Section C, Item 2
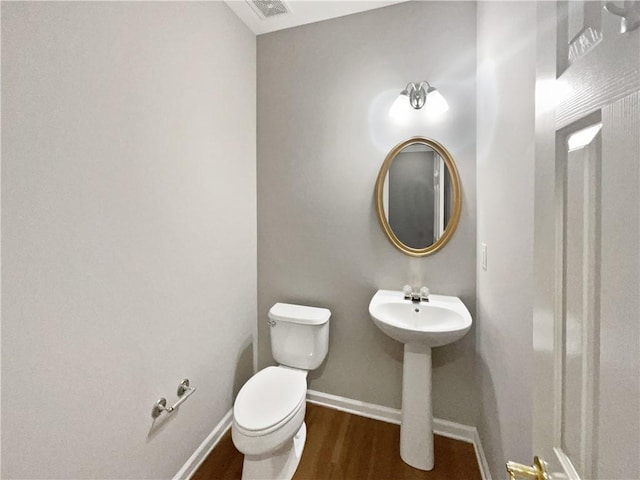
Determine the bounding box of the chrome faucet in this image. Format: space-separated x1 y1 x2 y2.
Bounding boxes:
402 285 430 303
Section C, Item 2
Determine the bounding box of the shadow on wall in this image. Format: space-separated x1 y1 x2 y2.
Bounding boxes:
476 353 503 479
147 405 174 442
432 323 476 369
233 337 255 399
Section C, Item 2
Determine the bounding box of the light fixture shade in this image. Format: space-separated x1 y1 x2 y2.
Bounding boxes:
425 88 449 116
389 92 412 122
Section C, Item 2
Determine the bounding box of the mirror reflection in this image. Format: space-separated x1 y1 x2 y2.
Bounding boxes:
375 137 461 256
382 143 453 248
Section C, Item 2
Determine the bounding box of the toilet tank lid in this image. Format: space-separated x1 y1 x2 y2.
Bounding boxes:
268 303 331 325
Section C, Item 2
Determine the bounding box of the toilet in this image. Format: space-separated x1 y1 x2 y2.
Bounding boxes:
232 302 331 480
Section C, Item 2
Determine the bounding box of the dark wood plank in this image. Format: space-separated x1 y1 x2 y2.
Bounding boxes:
191 429 243 480
192 403 482 480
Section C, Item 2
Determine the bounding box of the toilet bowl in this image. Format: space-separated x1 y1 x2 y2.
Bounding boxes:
232 303 331 480
232 367 308 479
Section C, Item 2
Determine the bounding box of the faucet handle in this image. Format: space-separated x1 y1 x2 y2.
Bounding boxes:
402 285 413 298
419 286 430 301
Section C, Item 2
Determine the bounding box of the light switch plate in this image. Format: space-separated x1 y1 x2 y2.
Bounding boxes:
481 243 487 270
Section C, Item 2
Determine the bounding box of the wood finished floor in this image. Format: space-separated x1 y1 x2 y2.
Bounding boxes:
192 403 482 480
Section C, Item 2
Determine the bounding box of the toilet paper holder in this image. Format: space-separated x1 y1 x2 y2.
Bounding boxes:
151 379 196 418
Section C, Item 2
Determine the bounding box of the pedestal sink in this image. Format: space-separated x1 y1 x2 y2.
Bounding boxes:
368 289 472 471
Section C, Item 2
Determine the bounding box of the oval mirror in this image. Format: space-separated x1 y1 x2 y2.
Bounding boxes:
375 137 461 256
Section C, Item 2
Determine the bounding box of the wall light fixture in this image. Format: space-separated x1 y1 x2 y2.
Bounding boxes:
389 81 449 120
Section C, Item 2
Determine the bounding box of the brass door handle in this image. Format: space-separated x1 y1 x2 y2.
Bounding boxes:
506 456 549 480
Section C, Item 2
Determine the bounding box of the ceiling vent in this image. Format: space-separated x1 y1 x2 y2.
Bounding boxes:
247 0 290 19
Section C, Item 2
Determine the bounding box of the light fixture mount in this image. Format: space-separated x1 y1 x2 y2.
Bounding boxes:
403 81 430 110
389 80 449 121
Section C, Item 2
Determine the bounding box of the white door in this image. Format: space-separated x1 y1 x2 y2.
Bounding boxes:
509 1 640 479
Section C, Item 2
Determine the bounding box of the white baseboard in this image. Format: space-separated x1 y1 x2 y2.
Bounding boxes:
470 426 492 480
307 389 492 480
173 409 233 480
306 389 402 424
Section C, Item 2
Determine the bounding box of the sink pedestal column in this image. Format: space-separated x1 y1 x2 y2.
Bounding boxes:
400 343 433 471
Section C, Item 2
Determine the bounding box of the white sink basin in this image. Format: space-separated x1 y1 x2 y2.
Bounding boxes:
369 289 472 347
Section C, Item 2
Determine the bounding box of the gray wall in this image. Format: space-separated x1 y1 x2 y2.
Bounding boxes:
476 2 536 477
257 1 478 425
1 2 256 478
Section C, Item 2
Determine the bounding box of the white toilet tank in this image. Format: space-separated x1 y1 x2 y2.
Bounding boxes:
268 303 330 370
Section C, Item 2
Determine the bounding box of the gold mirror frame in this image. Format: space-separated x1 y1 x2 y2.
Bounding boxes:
375 136 462 257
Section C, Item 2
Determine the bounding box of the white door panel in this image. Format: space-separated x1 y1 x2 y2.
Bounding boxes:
515 1 640 479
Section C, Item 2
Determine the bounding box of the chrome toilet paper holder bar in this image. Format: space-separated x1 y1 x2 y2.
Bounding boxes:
151 379 196 418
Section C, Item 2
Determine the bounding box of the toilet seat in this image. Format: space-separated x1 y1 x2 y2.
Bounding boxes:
234 366 307 435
